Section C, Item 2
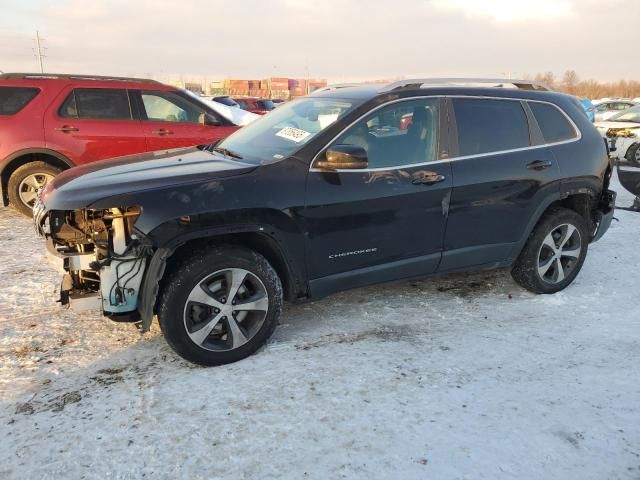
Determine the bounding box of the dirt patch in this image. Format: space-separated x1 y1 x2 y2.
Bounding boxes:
50 391 82 412
14 390 82 416
12 344 48 359
295 326 414 350
90 367 127 386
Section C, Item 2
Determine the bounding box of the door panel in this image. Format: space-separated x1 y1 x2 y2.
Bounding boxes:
138 90 236 151
441 148 559 270
303 97 451 290
305 163 452 280
440 97 561 271
44 87 147 165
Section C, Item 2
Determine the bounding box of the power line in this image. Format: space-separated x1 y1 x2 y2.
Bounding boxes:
33 31 46 73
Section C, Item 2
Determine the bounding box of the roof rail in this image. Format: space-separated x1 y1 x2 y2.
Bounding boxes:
379 78 551 92
0 72 162 84
310 83 365 95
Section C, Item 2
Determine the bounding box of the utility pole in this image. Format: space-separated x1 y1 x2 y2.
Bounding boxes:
33 31 46 73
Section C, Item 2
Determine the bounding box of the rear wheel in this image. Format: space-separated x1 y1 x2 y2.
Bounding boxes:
158 246 283 366
512 208 589 294
8 161 61 217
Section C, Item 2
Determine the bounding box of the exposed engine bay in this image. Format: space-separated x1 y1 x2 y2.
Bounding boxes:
36 205 151 317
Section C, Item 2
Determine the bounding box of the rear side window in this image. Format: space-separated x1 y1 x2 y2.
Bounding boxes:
59 88 132 120
529 102 577 143
452 98 530 156
0 87 40 115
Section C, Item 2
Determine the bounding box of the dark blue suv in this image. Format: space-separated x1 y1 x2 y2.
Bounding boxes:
36 78 616 365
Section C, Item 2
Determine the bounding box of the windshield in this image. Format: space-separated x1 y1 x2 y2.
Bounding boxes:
609 106 640 123
213 97 357 164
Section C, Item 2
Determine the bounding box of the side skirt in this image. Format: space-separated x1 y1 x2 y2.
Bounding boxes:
308 252 441 299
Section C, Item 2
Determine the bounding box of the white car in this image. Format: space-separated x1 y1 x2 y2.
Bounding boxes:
595 105 640 164
183 90 259 126
594 100 637 122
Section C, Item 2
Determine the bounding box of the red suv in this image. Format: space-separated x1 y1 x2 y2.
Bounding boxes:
0 73 239 216
233 97 275 115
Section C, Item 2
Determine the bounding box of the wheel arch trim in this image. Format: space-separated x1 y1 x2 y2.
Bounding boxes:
0 148 74 206
508 187 599 263
138 224 305 331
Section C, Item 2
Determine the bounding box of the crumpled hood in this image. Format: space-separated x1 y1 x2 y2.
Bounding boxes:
42 147 257 210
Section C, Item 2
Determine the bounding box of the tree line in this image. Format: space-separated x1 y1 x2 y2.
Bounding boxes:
527 71 640 100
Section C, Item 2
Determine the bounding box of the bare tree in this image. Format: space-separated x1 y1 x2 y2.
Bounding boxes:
562 70 579 95
529 72 640 99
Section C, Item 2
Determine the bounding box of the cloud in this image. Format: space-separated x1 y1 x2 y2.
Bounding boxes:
431 0 573 22
0 0 637 82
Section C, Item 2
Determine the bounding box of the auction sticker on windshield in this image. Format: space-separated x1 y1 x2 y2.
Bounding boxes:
275 126 312 143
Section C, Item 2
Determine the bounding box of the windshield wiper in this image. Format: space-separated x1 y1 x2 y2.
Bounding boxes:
212 146 244 159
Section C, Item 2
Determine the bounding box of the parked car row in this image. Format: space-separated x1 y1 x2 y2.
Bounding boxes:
31 78 616 366
593 99 637 122
596 105 640 165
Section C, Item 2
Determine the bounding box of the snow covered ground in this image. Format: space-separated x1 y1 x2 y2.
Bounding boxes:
1 176 639 480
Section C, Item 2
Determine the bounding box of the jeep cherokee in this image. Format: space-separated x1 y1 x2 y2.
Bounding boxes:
34 78 616 366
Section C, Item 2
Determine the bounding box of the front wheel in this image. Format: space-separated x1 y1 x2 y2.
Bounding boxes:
158 246 283 366
512 208 589 294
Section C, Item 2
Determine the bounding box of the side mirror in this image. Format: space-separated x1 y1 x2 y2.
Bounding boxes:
315 144 368 170
200 113 221 127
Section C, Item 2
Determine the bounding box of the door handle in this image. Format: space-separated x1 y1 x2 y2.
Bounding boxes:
412 174 446 185
54 126 79 133
152 129 174 136
527 160 553 171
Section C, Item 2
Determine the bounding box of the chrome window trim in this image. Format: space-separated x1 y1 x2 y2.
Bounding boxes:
309 95 582 173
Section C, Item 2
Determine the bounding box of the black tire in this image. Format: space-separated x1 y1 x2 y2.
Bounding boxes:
625 142 640 167
511 207 589 294
8 161 61 217
157 245 283 366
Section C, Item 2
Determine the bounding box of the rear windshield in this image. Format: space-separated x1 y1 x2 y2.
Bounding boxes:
0 87 40 115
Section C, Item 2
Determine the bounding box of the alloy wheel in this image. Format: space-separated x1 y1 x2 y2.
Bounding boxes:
18 173 54 209
537 223 583 284
183 268 269 351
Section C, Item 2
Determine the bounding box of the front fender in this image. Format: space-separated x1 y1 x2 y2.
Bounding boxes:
137 214 307 330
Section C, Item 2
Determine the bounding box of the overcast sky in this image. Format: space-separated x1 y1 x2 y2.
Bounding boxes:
0 0 636 83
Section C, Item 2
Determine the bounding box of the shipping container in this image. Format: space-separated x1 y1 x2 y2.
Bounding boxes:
271 90 290 100
267 77 289 90
249 89 270 97
288 78 308 90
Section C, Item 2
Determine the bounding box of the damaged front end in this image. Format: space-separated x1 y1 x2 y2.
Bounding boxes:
35 200 152 321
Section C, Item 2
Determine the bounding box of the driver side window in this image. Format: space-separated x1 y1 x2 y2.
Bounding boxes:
141 91 202 123
331 98 440 168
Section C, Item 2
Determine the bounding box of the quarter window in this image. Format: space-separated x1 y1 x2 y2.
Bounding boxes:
141 91 202 123
59 89 132 120
452 98 530 156
0 87 40 115
330 98 440 168
529 102 577 143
